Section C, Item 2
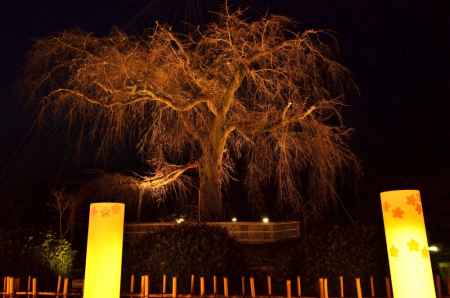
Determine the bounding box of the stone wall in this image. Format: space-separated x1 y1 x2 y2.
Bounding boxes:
125 221 300 244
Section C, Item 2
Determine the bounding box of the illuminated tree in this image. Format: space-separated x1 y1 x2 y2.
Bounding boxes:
25 10 358 220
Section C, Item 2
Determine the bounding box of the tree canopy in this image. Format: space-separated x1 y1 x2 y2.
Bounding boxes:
25 9 359 220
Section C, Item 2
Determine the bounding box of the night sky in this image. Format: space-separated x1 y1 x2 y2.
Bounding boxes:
0 0 448 237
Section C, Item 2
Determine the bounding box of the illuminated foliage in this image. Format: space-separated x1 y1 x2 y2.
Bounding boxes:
39 232 76 277
25 9 359 220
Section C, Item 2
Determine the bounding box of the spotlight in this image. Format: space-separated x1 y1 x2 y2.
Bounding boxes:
429 245 439 252
231 217 237 222
176 217 185 224
262 217 269 223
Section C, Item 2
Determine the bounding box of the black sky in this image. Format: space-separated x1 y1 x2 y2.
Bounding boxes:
0 0 448 232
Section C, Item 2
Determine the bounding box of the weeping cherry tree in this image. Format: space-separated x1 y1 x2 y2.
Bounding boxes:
25 9 359 221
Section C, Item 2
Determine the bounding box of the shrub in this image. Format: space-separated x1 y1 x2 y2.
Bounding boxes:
38 232 76 277
0 229 76 280
286 224 388 296
123 224 246 292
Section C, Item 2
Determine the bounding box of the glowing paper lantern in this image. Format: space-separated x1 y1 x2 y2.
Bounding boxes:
380 190 436 298
83 203 125 298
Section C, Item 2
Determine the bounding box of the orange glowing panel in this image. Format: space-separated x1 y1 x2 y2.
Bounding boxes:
83 203 125 298
380 190 436 298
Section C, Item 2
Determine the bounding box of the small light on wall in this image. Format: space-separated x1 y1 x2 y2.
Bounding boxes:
262 217 270 224
429 245 439 253
231 217 237 222
176 217 185 224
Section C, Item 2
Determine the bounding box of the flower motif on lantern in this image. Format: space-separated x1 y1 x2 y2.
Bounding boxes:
407 239 420 252
415 204 422 215
383 201 391 212
406 194 418 206
100 206 111 218
392 207 404 219
390 245 399 257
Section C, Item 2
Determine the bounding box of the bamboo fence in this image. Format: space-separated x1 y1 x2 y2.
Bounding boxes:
1 273 449 298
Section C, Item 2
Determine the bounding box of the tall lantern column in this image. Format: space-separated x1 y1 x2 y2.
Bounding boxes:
83 203 125 298
380 190 436 298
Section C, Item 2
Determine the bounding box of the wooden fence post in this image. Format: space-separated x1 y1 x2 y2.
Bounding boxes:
296 276 301 297
339 276 344 298
266 275 272 296
190 275 195 295
385 276 392 298
241 276 246 297
172 277 177 298
370 275 375 297
286 279 292 298
323 278 329 298
213 275 217 296
11 276 15 296
223 277 229 298
63 277 69 298
6 276 9 295
56 275 62 294
141 275 145 297
200 276 205 296
141 275 149 297
250 277 256 298
436 274 443 298
355 277 363 298
163 274 167 295
318 278 324 298
130 274 135 294
27 275 31 296
31 278 37 298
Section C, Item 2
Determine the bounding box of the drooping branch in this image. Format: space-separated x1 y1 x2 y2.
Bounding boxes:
137 162 198 191
47 88 211 112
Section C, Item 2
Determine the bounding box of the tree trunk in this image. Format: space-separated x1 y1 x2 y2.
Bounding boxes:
196 86 238 221
198 160 223 221
198 114 227 221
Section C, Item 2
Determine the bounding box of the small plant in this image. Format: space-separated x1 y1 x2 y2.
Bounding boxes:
39 232 76 277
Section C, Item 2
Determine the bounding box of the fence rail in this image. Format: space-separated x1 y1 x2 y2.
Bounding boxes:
2 273 449 298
